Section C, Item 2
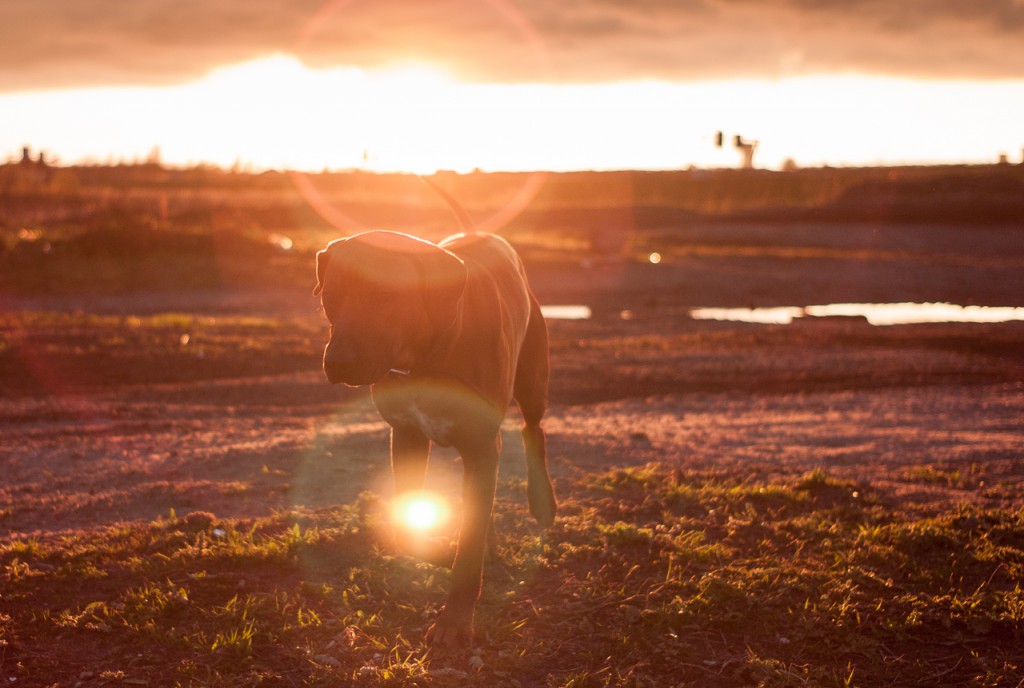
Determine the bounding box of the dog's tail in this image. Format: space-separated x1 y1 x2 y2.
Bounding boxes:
419 175 475 232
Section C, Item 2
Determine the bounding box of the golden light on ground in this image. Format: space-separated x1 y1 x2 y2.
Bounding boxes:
391 491 452 532
2 54 1023 172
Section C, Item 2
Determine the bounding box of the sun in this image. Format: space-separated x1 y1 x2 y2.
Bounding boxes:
51 54 468 173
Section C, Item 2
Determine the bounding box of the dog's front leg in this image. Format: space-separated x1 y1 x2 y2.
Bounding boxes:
391 424 430 493
391 425 454 567
427 435 499 648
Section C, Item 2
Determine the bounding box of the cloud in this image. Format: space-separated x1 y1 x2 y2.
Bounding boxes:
2 0 1023 93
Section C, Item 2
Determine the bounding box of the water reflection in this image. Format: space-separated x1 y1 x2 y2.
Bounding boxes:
541 305 592 320
689 307 804 325
691 303 1024 326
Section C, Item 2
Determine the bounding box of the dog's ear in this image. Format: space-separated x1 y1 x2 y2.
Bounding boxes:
315 239 348 296
313 248 330 296
420 247 467 330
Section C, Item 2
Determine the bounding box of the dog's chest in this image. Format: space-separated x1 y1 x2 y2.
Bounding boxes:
395 402 457 445
373 383 460 446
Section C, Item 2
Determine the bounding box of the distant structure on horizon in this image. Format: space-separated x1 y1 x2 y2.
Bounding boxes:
12 145 52 184
20 146 48 167
715 131 758 169
997 149 1024 165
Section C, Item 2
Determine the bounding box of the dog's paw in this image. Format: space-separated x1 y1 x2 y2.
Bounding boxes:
426 607 475 648
528 478 557 527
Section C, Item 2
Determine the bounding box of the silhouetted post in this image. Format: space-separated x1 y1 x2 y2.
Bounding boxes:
734 136 758 169
715 132 758 169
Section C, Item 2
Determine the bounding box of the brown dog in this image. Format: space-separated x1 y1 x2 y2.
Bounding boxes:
314 230 556 646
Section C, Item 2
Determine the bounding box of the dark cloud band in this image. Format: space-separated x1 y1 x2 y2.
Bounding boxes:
2 0 1023 92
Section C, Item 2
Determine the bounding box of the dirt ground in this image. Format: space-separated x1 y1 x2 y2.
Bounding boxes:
3 219 1024 544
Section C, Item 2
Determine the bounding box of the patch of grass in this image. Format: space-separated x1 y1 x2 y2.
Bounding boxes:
0 309 325 393
2 466 1022 686
902 463 987 490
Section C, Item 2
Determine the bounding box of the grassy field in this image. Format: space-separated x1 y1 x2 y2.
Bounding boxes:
3 462 1022 686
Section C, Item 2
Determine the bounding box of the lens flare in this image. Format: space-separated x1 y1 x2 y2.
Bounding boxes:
392 491 451 532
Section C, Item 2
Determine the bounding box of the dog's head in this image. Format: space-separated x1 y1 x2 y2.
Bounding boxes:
314 231 467 386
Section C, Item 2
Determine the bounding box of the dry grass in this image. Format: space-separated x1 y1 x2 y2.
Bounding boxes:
2 465 1022 687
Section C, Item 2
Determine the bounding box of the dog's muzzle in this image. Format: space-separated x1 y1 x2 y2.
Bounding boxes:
322 340 389 386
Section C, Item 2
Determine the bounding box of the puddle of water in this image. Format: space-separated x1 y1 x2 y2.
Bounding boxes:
689 306 805 325
541 305 592 320
690 303 1024 326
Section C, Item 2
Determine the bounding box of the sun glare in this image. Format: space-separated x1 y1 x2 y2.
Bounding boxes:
392 491 451 532
2 54 1023 172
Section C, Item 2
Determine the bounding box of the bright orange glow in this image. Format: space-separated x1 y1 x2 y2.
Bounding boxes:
3 54 1024 172
391 491 451 532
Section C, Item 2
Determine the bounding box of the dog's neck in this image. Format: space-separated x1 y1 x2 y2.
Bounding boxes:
396 309 465 381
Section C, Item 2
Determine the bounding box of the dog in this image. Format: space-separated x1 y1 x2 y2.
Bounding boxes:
314 229 556 646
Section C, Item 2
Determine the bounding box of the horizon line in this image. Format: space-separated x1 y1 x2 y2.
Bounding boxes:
5 155 1024 176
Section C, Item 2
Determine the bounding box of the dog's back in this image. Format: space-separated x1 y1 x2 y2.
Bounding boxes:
440 233 532 317
425 233 534 408
441 231 553 526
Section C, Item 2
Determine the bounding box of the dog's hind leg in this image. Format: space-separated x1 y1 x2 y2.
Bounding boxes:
514 295 557 527
521 423 555 527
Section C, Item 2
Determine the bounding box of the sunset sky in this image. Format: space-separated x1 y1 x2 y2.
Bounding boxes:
2 0 1023 172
